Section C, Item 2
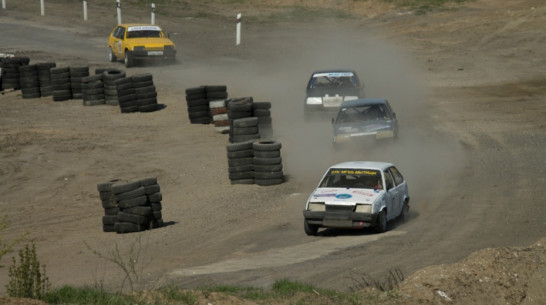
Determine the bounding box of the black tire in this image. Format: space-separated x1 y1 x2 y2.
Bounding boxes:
104 207 120 216
108 48 117 62
185 86 206 95
228 157 253 167
131 73 153 82
102 215 117 225
115 186 146 201
232 126 259 135
228 164 254 173
207 91 228 100
151 202 162 211
101 198 118 209
253 109 271 117
226 140 255 152
254 171 283 180
115 222 147 233
231 134 260 143
124 51 134 67
205 85 227 92
227 149 254 159
375 210 388 233
139 104 162 112
187 98 209 107
229 171 254 180
253 140 282 151
253 150 280 158
118 195 148 209
253 157 282 165
144 184 160 195
111 181 141 194
139 177 158 186
253 101 271 109
148 192 162 202
304 220 319 236
254 164 282 172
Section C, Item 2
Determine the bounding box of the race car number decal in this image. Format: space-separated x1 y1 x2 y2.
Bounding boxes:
330 169 378 176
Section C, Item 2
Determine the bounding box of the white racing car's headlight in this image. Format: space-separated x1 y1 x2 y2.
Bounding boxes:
306 97 323 105
308 202 326 211
355 204 372 213
344 96 358 101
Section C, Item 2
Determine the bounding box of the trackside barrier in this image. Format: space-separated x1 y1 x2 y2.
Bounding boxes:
83 0 88 21
40 0 44 16
151 3 155 24
236 13 241 46
2 0 6 10
116 0 121 24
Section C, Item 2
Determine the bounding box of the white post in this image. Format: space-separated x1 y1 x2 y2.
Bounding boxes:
83 0 88 21
2 0 6 10
151 3 155 25
40 0 45 16
236 13 241 46
116 0 122 24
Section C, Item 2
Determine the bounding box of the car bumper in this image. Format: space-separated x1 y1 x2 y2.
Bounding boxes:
303 210 377 228
131 48 176 59
334 130 395 144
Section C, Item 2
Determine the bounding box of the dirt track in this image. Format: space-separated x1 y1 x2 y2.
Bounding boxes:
0 0 545 301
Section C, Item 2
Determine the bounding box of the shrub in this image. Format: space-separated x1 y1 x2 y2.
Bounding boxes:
6 242 51 299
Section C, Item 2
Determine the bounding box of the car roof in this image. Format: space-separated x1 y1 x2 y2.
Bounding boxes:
121 23 163 28
311 69 357 75
328 161 394 171
340 98 388 108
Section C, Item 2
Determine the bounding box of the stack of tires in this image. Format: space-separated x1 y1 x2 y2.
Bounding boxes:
1 56 28 90
114 77 139 113
253 101 273 139
69 66 89 100
19 64 41 99
206 85 228 102
132 73 161 112
210 99 230 133
231 117 261 143
37 62 56 97
227 97 255 143
185 86 211 124
97 178 164 234
102 69 126 106
82 74 105 106
253 140 284 186
50 67 72 101
226 140 255 185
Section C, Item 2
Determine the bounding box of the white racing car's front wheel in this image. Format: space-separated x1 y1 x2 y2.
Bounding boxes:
375 210 387 233
304 220 319 236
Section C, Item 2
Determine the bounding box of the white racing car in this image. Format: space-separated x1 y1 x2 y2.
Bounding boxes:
303 161 409 235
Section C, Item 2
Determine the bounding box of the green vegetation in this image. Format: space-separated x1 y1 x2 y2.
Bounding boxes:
6 242 51 299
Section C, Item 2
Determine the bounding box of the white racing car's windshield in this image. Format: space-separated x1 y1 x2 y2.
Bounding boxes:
319 168 383 190
310 72 357 89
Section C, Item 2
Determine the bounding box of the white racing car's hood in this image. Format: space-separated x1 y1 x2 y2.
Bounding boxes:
309 187 383 205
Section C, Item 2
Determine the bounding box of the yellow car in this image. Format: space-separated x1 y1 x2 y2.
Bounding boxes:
108 24 176 67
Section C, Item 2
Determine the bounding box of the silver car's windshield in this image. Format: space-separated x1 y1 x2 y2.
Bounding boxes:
319 168 383 190
337 104 391 123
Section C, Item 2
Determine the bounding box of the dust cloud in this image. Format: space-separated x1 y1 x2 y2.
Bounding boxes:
163 19 463 211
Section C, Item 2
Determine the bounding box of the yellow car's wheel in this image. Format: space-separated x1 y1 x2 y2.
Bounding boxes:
108 48 117 62
124 51 134 67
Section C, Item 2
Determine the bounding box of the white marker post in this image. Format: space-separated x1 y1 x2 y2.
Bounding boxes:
83 0 88 21
151 3 155 25
116 0 122 25
40 0 45 16
236 13 241 46
2 0 6 10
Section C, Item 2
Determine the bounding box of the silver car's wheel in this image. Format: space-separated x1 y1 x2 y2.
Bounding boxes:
399 201 409 222
375 210 387 233
108 48 116 62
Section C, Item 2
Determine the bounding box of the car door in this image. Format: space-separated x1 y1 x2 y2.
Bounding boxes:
383 169 397 220
388 166 406 216
111 26 126 58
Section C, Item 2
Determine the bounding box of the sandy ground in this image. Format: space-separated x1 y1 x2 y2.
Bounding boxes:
0 0 545 304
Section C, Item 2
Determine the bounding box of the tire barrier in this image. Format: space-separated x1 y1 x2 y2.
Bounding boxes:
210 99 230 134
102 69 126 106
131 73 161 113
115 76 138 113
69 66 90 100
231 117 261 143
186 86 211 124
227 97 255 143
226 140 255 185
19 64 41 99
82 74 105 106
96 178 164 233
1 56 29 90
50 67 72 101
253 101 273 139
36 62 56 97
252 140 284 186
